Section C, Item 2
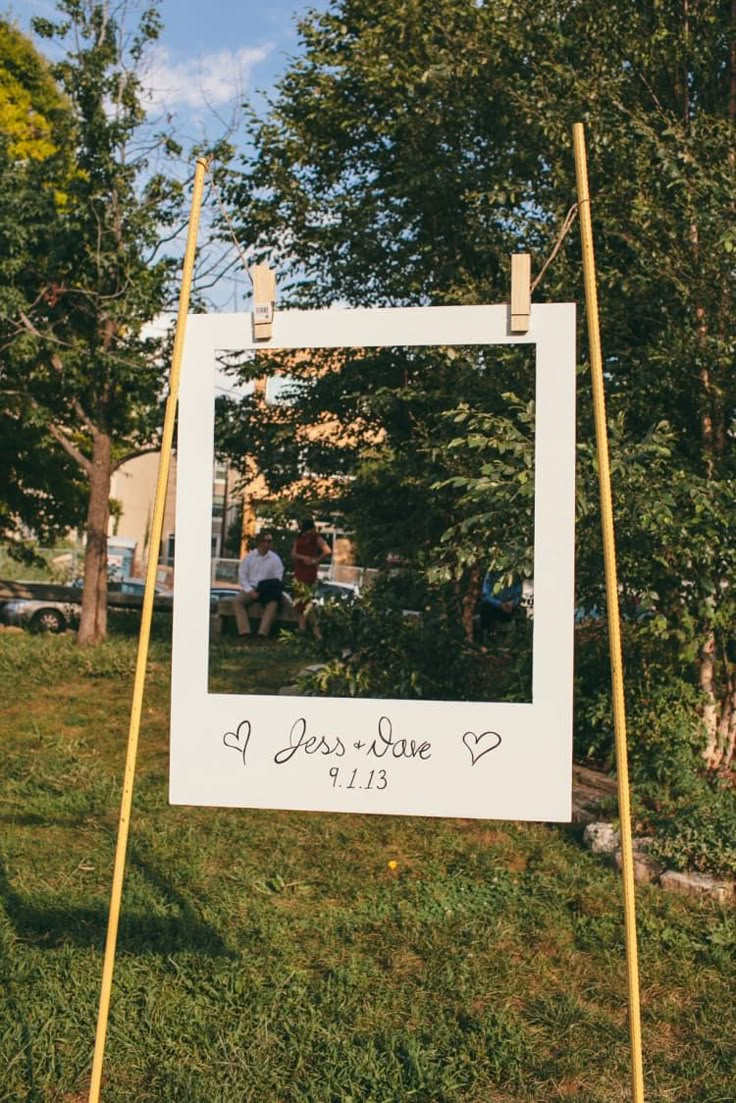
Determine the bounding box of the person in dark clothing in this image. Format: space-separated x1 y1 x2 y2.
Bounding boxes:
479 568 522 637
291 518 331 635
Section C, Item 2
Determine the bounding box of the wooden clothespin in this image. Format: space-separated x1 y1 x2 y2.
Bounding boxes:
251 263 276 341
510 253 531 334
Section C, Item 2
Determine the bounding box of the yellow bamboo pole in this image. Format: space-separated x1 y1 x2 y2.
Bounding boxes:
88 156 209 1103
572 123 645 1103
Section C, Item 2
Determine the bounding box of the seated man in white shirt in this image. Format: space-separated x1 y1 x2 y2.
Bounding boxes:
234 530 284 641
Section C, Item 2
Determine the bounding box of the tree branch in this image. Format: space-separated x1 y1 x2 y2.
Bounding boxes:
45 417 93 476
113 442 163 470
71 397 97 436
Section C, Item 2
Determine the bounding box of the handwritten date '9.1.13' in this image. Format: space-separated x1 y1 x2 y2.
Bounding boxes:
329 766 388 790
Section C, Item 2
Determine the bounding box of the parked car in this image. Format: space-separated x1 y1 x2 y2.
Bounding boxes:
313 579 359 605
0 597 79 633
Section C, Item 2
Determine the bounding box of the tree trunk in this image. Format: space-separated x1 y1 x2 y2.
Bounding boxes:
77 430 112 645
700 631 721 769
723 689 736 771
462 566 481 642
715 667 736 771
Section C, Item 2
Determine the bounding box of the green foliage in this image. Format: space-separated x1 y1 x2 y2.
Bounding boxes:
341 351 536 577
216 343 537 639
574 414 736 785
231 0 560 306
574 618 736 878
575 623 702 784
22 2 181 433
430 395 536 588
1 3 185 640
0 403 88 547
0 541 78 578
0 18 72 161
652 786 736 879
578 419 736 657
299 570 533 702
0 20 85 545
226 0 736 794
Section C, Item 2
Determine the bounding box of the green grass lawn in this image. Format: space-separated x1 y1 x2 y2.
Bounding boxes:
208 631 313 695
0 631 735 1102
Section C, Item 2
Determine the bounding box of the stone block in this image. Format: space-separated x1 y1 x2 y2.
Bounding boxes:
660 870 734 904
614 838 665 885
583 821 619 856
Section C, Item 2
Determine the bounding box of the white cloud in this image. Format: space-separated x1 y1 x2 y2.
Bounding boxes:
144 45 271 111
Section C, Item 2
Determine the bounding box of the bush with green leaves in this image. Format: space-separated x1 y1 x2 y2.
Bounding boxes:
299 570 533 703
575 617 736 877
652 784 736 880
222 0 736 878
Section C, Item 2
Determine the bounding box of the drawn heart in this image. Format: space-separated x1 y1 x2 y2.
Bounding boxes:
462 729 502 766
223 720 251 766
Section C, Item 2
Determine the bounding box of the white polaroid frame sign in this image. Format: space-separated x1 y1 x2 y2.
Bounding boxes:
170 303 576 821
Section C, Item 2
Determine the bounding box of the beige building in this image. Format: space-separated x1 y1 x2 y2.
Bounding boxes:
109 452 178 580
109 452 242 583
107 350 377 585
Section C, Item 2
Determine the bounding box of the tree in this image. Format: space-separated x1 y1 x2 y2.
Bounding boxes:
227 0 736 775
1 1 183 642
0 17 72 161
215 342 536 643
0 19 88 556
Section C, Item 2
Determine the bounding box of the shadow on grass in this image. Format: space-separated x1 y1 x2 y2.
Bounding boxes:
0 850 232 957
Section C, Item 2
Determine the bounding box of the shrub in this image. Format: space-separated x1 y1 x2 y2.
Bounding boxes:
575 617 736 877
300 571 533 702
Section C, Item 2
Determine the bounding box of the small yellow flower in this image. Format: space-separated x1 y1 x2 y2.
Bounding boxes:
387 859 398 871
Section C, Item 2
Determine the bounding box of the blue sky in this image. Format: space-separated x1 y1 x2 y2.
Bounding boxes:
2 0 327 141
2 0 329 306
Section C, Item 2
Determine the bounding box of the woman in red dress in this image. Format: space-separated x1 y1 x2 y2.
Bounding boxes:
291 518 331 635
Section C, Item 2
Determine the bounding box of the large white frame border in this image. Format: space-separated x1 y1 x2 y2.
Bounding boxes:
170 303 576 821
